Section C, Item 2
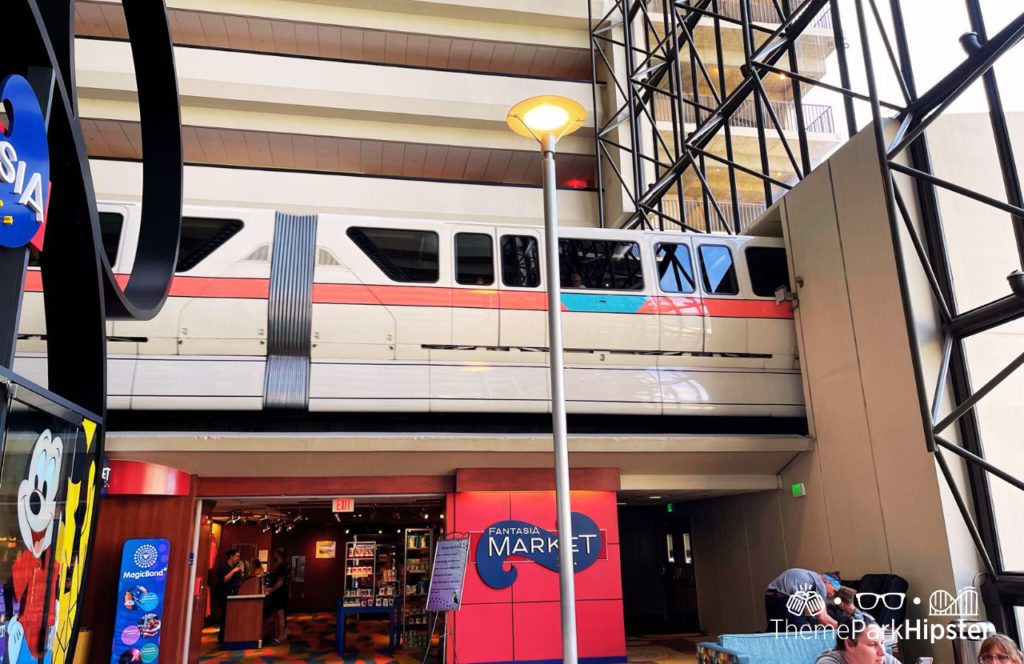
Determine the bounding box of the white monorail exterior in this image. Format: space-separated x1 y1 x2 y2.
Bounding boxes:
17 202 802 416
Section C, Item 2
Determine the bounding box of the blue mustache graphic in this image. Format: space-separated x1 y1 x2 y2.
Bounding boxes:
476 512 603 589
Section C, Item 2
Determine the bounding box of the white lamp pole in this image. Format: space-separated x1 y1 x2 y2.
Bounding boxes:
507 96 586 664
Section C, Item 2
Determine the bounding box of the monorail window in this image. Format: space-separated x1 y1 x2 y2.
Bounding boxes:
500 235 540 288
29 211 124 268
746 246 790 297
698 244 739 295
455 233 494 286
347 227 439 283
655 243 696 294
558 239 643 290
177 217 245 273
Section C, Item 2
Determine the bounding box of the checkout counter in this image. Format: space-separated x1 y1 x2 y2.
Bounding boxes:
223 575 265 649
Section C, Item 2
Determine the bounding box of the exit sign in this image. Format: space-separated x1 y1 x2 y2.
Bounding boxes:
332 498 355 513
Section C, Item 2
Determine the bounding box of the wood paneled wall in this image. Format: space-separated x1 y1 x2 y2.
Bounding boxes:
80 490 198 664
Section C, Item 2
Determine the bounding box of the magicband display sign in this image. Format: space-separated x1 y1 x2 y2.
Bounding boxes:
476 512 602 589
0 74 49 248
110 539 170 664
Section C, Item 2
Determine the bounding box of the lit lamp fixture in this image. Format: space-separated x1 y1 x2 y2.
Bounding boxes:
507 94 586 664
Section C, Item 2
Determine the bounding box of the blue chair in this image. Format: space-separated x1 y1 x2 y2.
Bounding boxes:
697 628 837 664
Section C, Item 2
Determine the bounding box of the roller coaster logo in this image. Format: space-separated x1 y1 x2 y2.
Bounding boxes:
0 74 48 248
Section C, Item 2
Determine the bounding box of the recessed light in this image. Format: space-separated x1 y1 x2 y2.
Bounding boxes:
649 495 663 499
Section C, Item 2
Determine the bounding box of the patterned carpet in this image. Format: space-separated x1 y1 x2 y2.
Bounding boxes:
200 612 693 664
200 612 430 663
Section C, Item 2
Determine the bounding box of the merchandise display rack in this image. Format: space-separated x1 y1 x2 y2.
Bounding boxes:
402 528 433 649
375 541 399 606
343 541 377 607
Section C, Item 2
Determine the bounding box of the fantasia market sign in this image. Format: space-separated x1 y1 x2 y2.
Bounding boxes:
0 75 49 248
476 512 603 589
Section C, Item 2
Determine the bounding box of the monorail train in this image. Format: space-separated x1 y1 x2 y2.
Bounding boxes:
16 202 803 416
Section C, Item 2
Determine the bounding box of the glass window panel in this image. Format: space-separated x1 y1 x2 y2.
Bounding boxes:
177 217 244 273
964 324 1024 572
745 246 790 297
500 235 540 288
698 244 739 295
29 212 124 269
0 386 88 661
656 243 696 294
347 227 439 283
558 239 643 290
455 233 494 286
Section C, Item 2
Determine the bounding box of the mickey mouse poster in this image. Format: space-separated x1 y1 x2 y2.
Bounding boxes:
7 429 64 664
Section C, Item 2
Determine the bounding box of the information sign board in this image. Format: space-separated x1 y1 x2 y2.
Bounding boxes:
426 538 470 612
110 538 169 664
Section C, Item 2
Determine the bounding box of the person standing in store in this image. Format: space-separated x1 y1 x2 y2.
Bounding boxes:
765 567 843 629
214 549 244 643
265 548 291 645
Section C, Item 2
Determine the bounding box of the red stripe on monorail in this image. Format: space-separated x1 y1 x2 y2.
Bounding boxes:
22 273 269 298
168 276 269 298
23 273 792 319
703 298 793 319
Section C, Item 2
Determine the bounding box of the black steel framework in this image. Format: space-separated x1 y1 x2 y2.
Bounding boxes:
591 0 1024 637
589 0 840 232
2 0 183 659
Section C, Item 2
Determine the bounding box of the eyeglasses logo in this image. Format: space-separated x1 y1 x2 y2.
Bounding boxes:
856 592 907 612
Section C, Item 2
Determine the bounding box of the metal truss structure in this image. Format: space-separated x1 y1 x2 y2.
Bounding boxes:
589 0 843 232
591 0 1024 636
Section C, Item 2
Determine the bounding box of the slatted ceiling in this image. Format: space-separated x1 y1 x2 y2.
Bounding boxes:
74 2 590 81
423 145 449 179
247 16 273 52
294 23 320 58
223 15 253 51
402 144 427 178
462 149 490 181
442 147 471 180
267 133 295 169
448 38 473 70
198 13 228 47
82 119 595 187
219 129 249 167
272 20 298 55
381 142 406 174
360 140 382 173
363 29 387 63
313 136 338 171
338 138 361 172
468 42 495 71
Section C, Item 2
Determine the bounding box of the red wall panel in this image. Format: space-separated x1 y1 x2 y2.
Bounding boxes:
449 489 625 664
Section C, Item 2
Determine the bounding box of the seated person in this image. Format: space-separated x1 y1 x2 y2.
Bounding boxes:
827 586 859 621
765 567 842 629
816 613 900 664
979 634 1023 664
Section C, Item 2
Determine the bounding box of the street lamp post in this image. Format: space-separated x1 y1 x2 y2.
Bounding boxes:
507 96 586 664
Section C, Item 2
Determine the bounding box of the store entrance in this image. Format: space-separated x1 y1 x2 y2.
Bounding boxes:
196 495 445 664
618 503 700 635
